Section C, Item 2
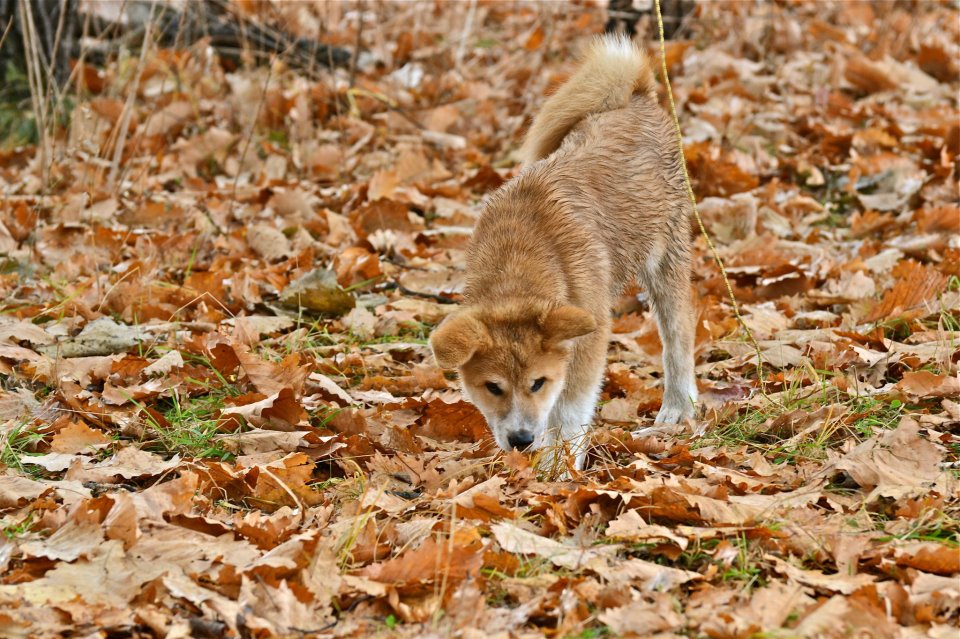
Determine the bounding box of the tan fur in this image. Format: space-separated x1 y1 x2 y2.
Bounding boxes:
519 34 656 164
431 34 697 470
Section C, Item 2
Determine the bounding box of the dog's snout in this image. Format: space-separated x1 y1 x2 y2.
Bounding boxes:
506 430 535 450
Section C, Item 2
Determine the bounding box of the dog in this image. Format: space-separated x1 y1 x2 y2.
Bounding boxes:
430 34 697 471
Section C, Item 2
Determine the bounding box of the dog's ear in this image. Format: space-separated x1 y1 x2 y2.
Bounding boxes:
542 306 596 344
430 312 489 368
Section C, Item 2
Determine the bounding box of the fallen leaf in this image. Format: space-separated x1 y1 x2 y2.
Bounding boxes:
895 370 960 400
50 421 112 454
280 268 356 316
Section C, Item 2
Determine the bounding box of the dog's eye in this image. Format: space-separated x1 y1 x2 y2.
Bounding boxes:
485 382 503 396
531 377 546 392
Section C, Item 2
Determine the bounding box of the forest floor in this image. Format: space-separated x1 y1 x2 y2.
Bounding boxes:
0 2 958 637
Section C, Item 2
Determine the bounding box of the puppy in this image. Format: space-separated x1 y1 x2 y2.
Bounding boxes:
430 34 697 470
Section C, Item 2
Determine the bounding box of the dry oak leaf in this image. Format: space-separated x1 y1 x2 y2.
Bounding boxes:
845 55 898 94
334 246 383 288
358 533 484 593
23 452 90 472
238 576 333 635
142 349 185 376
65 446 181 482
891 541 960 576
234 345 312 397
234 506 302 549
418 399 491 444
0 318 55 345
39 317 143 358
605 509 689 550
226 315 295 339
699 581 814 637
895 370 960 400
604 558 702 591
491 521 618 573
830 417 948 502
793 593 900 639
50 422 111 454
598 592 684 636
174 127 236 177
214 429 337 456
0 473 51 508
349 198 424 239
0 540 146 607
249 452 324 511
0 387 39 421
221 387 308 429
140 100 193 137
863 260 948 323
130 471 200 522
19 519 104 562
32 354 122 387
308 371 355 405
450 476 516 521
0 604 68 638
247 223 292 262
600 397 639 423
768 556 876 595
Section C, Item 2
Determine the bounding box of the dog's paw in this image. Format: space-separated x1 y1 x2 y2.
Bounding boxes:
655 402 695 424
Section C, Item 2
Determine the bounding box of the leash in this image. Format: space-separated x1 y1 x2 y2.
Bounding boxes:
652 0 770 396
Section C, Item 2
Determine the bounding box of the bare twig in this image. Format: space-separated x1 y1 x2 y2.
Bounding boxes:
106 0 157 192
455 0 477 69
348 0 364 88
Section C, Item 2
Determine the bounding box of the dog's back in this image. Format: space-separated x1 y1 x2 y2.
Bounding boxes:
497 34 692 298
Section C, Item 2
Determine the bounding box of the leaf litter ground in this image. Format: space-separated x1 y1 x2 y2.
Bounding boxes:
0 2 958 638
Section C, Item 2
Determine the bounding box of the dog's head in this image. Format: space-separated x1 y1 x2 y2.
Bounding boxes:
430 304 596 453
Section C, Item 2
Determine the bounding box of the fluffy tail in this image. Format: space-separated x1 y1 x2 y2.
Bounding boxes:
520 34 656 164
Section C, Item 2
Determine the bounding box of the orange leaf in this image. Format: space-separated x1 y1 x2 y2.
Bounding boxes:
358 534 483 593
864 260 948 322
523 26 545 51
896 370 960 400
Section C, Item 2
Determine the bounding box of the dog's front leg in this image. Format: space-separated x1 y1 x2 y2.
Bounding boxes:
646 255 698 423
540 391 599 472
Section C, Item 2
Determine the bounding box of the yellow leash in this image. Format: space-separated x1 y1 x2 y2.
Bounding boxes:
652 0 770 395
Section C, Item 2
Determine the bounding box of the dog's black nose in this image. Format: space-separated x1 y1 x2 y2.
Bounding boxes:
507 430 535 450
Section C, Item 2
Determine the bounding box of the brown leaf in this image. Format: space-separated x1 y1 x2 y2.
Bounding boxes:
20 520 104 561
831 418 946 502
863 260 948 323
0 474 51 508
896 370 960 400
65 446 181 482
793 594 899 638
491 522 618 572
598 593 683 636
233 345 311 397
50 420 112 454
280 268 356 316
845 56 898 94
221 388 308 429
334 246 383 288
249 452 323 511
358 533 483 593
523 26 545 51
892 541 960 576
349 198 423 239
417 399 491 445
0 540 147 607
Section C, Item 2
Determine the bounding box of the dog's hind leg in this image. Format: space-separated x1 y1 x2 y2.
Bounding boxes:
644 250 697 423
